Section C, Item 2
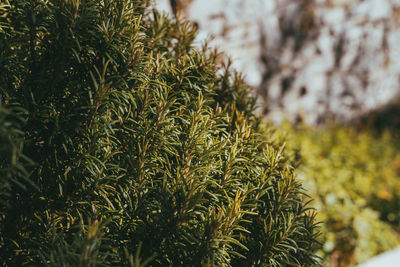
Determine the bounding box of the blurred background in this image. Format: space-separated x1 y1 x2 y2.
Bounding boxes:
155 0 400 266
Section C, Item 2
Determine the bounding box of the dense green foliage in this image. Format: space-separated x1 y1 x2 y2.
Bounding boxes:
287 124 400 266
0 0 319 266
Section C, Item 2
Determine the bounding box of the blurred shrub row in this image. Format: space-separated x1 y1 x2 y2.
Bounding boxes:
286 124 400 266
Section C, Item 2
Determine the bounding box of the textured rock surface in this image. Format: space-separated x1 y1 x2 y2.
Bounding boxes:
154 0 400 124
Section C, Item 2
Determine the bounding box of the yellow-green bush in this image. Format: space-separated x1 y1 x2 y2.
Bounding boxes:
286 124 400 266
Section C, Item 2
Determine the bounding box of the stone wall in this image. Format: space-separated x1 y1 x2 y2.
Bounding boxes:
154 0 400 124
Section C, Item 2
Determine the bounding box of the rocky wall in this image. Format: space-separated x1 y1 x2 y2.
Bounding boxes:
154 0 400 124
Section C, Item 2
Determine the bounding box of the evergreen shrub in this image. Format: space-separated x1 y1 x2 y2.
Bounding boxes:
0 0 320 265
286 124 400 266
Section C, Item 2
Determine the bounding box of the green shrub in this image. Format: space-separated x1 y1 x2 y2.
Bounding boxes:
0 0 319 266
286 124 400 266
0 103 33 209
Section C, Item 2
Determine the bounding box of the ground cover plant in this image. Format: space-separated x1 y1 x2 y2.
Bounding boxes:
0 0 320 265
287 124 400 266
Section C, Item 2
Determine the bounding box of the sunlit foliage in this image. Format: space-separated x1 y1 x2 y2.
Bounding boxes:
287 124 400 266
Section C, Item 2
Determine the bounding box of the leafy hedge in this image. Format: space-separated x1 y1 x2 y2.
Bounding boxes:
287 124 400 266
0 0 319 266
